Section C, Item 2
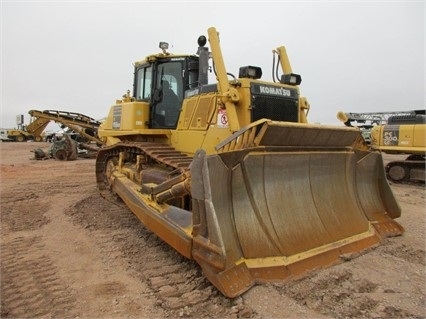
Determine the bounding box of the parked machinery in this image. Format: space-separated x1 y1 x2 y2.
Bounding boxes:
336 110 417 143
28 110 103 145
7 116 50 142
338 109 425 183
370 111 425 183
95 27 404 297
7 109 102 144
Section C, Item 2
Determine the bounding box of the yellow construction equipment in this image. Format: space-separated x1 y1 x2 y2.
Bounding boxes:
337 109 425 183
96 27 404 297
6 110 102 143
7 115 50 142
370 112 425 182
28 110 102 145
336 110 419 144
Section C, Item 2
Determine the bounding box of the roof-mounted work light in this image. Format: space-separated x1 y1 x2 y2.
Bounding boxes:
239 66 262 79
281 73 302 85
159 42 169 54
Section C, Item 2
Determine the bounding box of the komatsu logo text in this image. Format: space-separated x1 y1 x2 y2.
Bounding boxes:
259 86 291 97
251 84 296 98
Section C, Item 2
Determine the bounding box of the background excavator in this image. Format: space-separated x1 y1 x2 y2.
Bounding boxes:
370 112 425 183
337 110 425 183
6 109 102 144
16 110 102 161
96 27 404 298
336 110 416 144
28 109 102 145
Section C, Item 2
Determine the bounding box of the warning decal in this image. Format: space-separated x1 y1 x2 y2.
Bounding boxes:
217 109 229 128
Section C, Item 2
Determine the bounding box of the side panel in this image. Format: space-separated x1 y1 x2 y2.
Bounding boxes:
101 101 150 131
189 95 216 130
178 97 199 130
371 124 426 154
177 94 217 130
413 124 426 148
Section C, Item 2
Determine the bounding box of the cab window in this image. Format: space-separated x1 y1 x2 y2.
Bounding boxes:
135 66 152 100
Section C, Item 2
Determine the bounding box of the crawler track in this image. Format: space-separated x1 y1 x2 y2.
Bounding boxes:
92 142 245 316
95 142 193 201
386 156 425 184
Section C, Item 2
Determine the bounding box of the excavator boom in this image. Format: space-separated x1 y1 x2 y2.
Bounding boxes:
29 109 102 144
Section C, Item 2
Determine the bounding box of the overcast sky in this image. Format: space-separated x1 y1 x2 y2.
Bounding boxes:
1 1 424 131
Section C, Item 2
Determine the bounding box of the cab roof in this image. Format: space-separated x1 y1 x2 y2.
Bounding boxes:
134 52 198 67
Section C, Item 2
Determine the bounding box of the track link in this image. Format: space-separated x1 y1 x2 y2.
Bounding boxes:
386 155 425 184
95 142 193 201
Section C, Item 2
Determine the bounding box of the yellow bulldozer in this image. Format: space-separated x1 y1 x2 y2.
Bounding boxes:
96 27 404 298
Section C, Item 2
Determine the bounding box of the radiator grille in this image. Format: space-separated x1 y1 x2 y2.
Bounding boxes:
251 95 299 123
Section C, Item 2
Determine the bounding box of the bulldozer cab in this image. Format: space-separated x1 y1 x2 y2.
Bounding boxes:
133 53 200 129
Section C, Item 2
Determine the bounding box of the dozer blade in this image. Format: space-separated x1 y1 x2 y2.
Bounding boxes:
190 121 404 298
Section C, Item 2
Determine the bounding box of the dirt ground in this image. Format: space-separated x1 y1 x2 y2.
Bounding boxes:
1 142 425 319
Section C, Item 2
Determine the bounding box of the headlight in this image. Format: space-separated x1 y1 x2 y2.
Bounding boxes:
239 66 262 79
281 73 302 85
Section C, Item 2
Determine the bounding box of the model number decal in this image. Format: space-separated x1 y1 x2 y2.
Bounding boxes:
383 126 399 146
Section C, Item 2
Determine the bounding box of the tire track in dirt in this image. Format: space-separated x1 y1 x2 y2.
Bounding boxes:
379 242 425 266
2 144 425 318
0 236 78 318
0 160 96 318
276 264 422 319
277 270 380 318
65 193 253 318
1 190 50 233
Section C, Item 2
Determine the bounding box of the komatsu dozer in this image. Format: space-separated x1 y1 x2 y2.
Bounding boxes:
96 27 404 298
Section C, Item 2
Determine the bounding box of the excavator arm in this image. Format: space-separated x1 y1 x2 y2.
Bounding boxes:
26 117 51 140
28 110 103 145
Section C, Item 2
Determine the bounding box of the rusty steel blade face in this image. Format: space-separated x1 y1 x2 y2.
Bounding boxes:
191 147 403 297
230 151 371 258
